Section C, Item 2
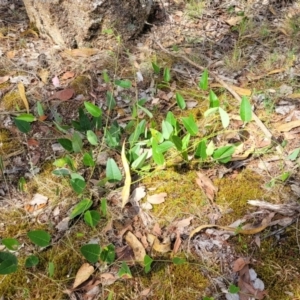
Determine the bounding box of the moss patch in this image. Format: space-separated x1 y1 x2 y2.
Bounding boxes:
1 90 25 110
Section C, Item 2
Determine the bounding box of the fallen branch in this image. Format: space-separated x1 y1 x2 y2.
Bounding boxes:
154 38 273 140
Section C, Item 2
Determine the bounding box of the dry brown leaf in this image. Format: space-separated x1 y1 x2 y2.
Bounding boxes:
64 48 99 57
38 69 49 84
172 217 193 229
49 88 74 101
152 222 162 236
147 233 171 253
0 76 9 84
225 16 244 26
140 288 151 296
267 68 286 75
287 93 300 99
124 231 146 266
18 82 29 113
276 120 300 132
121 141 131 208
210 83 251 96
61 71 75 80
233 257 250 272
6 50 16 59
147 192 167 204
99 273 117 286
173 232 181 254
195 172 217 202
73 263 94 288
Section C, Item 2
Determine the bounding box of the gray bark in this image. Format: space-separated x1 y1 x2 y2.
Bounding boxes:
22 0 153 48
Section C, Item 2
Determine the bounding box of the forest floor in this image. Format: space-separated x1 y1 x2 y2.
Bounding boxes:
1 0 300 299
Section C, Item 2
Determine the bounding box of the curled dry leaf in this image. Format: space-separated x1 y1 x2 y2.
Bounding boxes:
147 192 167 204
196 172 217 202
0 75 9 84
18 82 29 113
124 231 146 266
233 257 250 272
63 48 99 57
276 120 300 132
147 233 171 253
61 71 75 80
49 88 74 101
73 263 94 288
100 273 118 286
121 141 131 208
173 232 182 254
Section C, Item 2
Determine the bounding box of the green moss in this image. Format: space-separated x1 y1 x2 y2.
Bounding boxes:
70 75 91 96
214 169 265 225
0 128 22 156
142 168 208 224
109 261 209 299
1 90 25 110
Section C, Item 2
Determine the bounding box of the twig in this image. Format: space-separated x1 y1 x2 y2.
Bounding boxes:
154 37 273 140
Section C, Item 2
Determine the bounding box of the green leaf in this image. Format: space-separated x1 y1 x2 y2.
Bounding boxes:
84 210 100 227
182 133 190 150
37 101 44 117
114 79 132 88
14 119 31 133
198 69 208 90
162 120 173 140
70 199 93 219
240 96 252 122
137 104 153 118
15 113 36 122
152 140 165 165
228 284 240 294
84 102 102 117
101 198 107 217
166 111 177 127
132 151 148 170
2 238 20 251
163 67 171 82
206 140 215 156
150 128 164 144
52 168 70 176
172 257 186 265
156 141 174 153
176 92 186 110
72 132 83 153
86 130 98 146
152 62 160 74
83 152 95 167
27 230 51 247
100 244 115 264
25 255 39 268
106 158 122 182
195 140 207 159
80 244 101 263
171 135 182 151
103 71 110 83
218 107 230 128
106 91 116 110
58 138 73 152
118 261 132 278
70 178 86 194
48 262 54 278
182 115 199 136
209 90 220 108
77 108 92 131
0 252 18 274
203 107 219 118
213 145 235 163
144 255 153 273
287 148 300 161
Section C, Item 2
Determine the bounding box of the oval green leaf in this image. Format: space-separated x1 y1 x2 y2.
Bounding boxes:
15 113 36 122
114 79 132 88
175 92 186 110
181 115 198 136
70 178 86 194
84 210 101 227
106 158 122 182
83 152 95 167
87 130 98 146
14 119 31 133
240 96 252 122
80 244 101 263
219 107 230 128
58 138 73 152
2 238 20 251
84 102 102 117
0 252 18 274
198 69 208 90
27 230 51 247
25 255 39 268
213 145 235 163
70 199 93 219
